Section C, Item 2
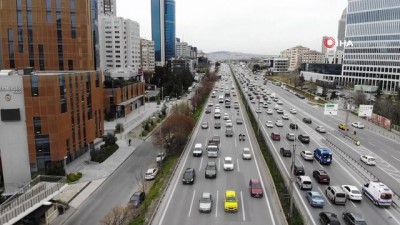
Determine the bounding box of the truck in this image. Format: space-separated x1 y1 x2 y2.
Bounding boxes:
362 180 393 207
207 136 220 158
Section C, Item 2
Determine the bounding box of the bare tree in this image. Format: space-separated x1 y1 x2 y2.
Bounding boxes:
353 91 368 106
101 206 133 225
170 102 192 116
135 168 148 193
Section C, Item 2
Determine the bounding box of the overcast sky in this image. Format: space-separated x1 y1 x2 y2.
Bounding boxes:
117 0 348 55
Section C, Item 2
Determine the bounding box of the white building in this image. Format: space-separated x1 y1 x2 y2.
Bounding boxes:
176 41 191 58
321 36 328 54
340 0 400 93
325 50 344 65
337 8 347 51
281 46 324 71
99 17 141 74
264 57 289 72
140 39 155 72
98 0 117 16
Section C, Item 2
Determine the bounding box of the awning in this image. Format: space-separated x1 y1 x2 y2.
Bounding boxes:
117 95 143 106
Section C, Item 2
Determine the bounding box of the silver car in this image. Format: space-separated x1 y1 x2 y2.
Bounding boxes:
199 192 213 213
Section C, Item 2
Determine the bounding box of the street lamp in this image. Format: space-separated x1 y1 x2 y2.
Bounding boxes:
289 116 298 219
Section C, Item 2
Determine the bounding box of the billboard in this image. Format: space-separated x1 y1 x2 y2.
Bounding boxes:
369 113 391 130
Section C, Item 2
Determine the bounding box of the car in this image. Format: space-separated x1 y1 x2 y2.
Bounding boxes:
242 148 252 160
306 191 325 208
214 122 221 129
338 123 349 131
199 192 213 213
352 122 365 129
223 113 229 120
289 123 298 130
316 126 326 133
236 118 243 124
313 170 330 184
286 133 295 141
234 103 239 109
342 211 367 225
226 120 233 127
303 117 312 124
215 104 220 109
156 152 166 163
300 150 314 161
224 190 238 212
298 134 310 143
294 164 305 176
263 102 269 108
208 101 213 106
277 109 284 114
266 99 272 104
360 155 376 166
319 212 341 225
273 105 280 110
255 107 262 113
205 162 217 178
225 128 234 137
271 132 281 141
249 179 263 198
282 114 289 120
201 122 209 129
223 157 234 171
266 109 273 115
182 168 196 184
265 121 274 128
275 119 283 127
342 185 362 201
290 108 297 114
296 176 313 190
277 100 283 105
129 191 145 208
144 168 158 180
280 147 292 157
205 108 211 114
250 99 256 104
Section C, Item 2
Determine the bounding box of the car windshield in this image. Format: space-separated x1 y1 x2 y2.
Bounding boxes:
226 197 236 202
355 222 367 225
200 198 211 203
252 183 262 189
184 173 192 179
312 195 322 200
146 171 153 175
351 190 361 194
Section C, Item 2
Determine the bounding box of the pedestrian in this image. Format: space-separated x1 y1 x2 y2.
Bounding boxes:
128 138 131 146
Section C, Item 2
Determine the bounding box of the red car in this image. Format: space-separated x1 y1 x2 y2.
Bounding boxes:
271 132 281 141
249 179 263 198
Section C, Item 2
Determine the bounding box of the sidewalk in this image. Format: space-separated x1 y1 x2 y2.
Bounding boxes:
51 102 161 224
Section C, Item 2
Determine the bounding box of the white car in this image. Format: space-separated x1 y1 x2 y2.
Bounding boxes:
263 103 269 108
250 99 256 104
275 120 283 127
265 121 274 128
256 108 262 113
223 157 234 171
274 105 280 110
266 99 272 104
145 168 159 180
315 126 326 133
352 122 365 129
282 114 289 120
266 109 273 115
223 113 229 120
156 152 166 162
342 185 362 201
242 148 252 160
360 155 376 166
300 150 313 161
215 104 220 109
226 120 233 127
208 101 213 107
277 100 283 105
290 109 297 114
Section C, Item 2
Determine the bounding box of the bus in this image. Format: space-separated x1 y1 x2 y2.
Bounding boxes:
314 148 332 165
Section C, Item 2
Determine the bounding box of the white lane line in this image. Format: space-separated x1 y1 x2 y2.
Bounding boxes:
296 156 304 167
350 200 357 208
237 158 240 172
188 190 196 217
235 138 237 148
240 191 246 221
393 157 400 163
199 157 203 171
218 158 221 171
317 186 331 206
385 209 400 224
215 190 219 217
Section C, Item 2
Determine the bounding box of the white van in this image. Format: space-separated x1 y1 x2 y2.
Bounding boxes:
193 143 203 157
362 180 393 206
326 186 347 204
214 109 221 119
296 176 312 190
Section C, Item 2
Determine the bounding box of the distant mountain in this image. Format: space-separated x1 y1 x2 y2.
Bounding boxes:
206 51 275 61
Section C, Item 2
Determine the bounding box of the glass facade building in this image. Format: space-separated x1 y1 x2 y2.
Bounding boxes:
165 0 176 61
340 0 400 92
151 0 162 62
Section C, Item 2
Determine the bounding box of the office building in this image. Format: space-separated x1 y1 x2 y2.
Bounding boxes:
264 57 289 72
0 0 94 71
337 8 347 51
140 39 156 72
98 0 116 16
176 41 191 58
99 17 141 74
340 0 400 92
151 0 176 65
321 36 328 54
0 69 103 194
281 46 324 71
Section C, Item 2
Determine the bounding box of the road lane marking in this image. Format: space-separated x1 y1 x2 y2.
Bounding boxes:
296 156 304 167
317 186 331 206
385 209 400 224
237 158 240 172
240 191 246 221
235 138 237 148
393 157 400 163
350 200 357 208
218 158 221 171
188 190 196 217
216 190 218 217
199 157 203 171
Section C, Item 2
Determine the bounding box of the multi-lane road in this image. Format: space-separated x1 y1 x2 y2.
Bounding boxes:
233 64 400 225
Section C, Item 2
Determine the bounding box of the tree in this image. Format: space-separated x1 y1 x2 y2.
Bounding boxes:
103 133 117 146
330 91 338 100
143 71 153 84
353 91 368 106
252 64 261 72
170 102 192 116
397 86 400 101
101 206 133 225
298 75 305 89
376 81 382 99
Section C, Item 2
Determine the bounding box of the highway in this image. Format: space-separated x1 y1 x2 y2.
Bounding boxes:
151 64 285 225
232 64 400 225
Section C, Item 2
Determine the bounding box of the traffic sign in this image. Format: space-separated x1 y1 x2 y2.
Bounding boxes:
358 105 373 117
324 103 338 115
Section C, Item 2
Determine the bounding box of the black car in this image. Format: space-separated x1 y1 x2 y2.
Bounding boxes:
205 162 217 178
342 211 366 225
319 212 341 225
313 170 330 184
225 128 233 137
280 147 292 157
298 134 310 144
205 108 211 114
303 117 312 124
289 123 298 130
129 191 145 208
294 164 305 176
183 168 196 184
214 122 221 129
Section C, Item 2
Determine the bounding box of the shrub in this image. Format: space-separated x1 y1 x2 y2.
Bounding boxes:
67 172 82 183
91 144 119 163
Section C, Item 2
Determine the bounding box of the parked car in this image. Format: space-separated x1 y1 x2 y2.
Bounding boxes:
316 126 326 133
298 134 310 144
306 191 325 208
223 113 229 120
129 191 145 208
289 123 298 130
145 168 159 180
352 122 365 129
249 178 263 198
342 211 367 225
313 170 330 184
242 148 252 160
360 155 376 166
271 132 281 141
280 147 292 157
277 109 284 114
319 212 341 225
156 152 166 163
303 117 312 124
182 168 196 184
199 192 213 213
300 150 314 161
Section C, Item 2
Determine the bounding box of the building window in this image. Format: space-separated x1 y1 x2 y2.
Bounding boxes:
60 75 67 113
39 44 45 70
7 28 15 68
33 117 41 134
31 75 39 96
35 135 51 170
68 60 74 70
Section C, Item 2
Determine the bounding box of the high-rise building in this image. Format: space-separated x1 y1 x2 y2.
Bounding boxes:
176 41 190 58
337 8 347 51
321 36 328 54
281 46 323 71
340 0 400 92
141 39 156 72
99 17 141 73
98 0 116 16
151 0 176 65
0 0 94 71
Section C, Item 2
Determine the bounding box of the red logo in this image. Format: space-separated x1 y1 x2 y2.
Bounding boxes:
324 37 336 48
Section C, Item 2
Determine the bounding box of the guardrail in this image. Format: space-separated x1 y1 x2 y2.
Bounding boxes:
322 136 400 209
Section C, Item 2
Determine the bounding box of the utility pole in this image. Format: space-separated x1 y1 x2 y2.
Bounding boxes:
289 118 297 219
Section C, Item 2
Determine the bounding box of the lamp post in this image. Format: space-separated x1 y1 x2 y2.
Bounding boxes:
289 117 298 219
